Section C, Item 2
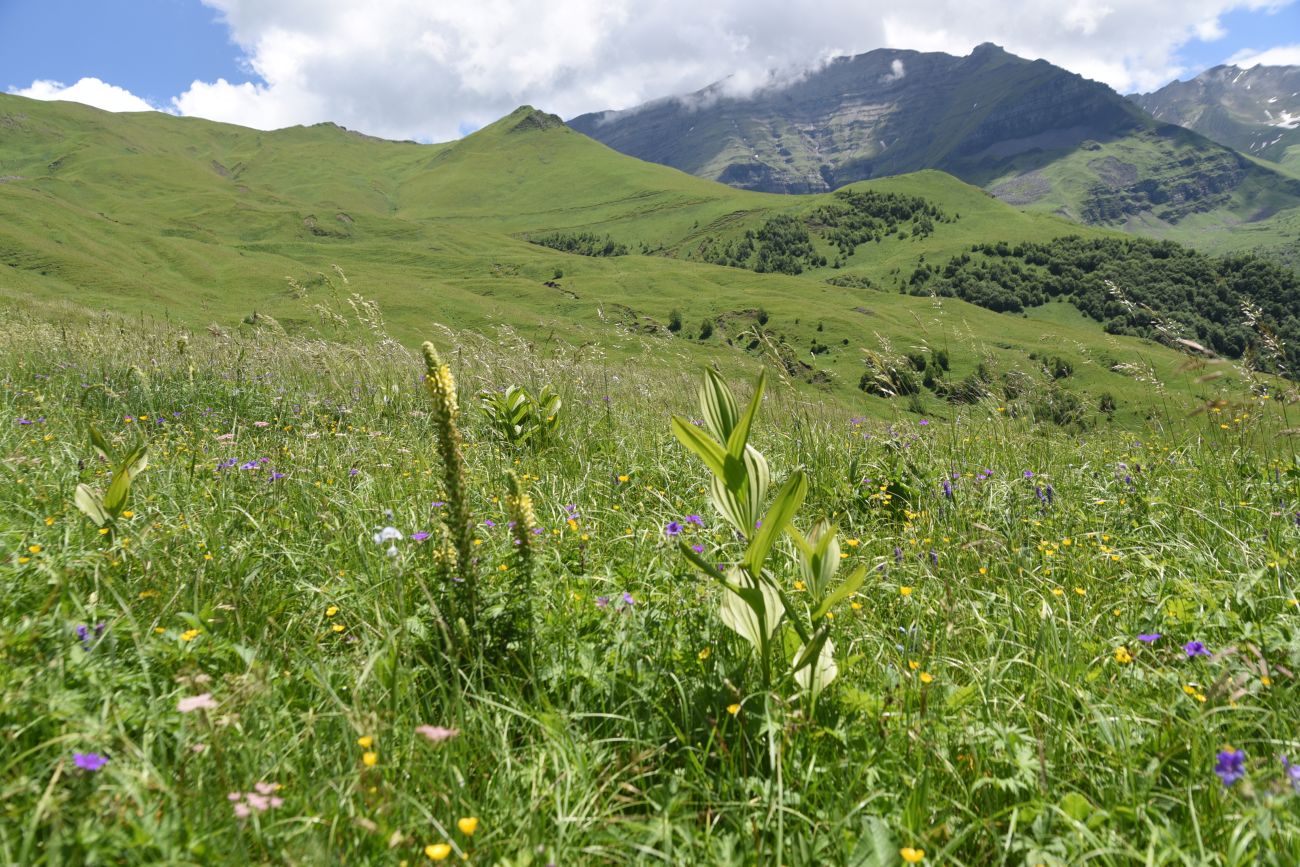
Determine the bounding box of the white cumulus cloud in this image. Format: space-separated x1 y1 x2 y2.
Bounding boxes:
26 0 1296 139
9 77 158 113
1227 43 1300 66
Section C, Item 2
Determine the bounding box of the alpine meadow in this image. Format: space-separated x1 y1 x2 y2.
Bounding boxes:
4 29 1300 867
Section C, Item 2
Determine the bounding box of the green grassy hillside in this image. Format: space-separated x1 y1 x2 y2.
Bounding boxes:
0 96 1280 427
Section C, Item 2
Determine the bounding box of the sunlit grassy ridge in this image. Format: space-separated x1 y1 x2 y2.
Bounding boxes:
2 307 1299 864
5 95 1282 423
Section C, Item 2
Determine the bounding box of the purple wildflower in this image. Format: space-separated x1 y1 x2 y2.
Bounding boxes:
622 592 635 606
483 519 495 528
685 515 704 526
75 622 106 650
941 480 953 499
1184 641 1211 658
348 468 359 477
691 544 705 554
239 461 259 471
410 532 431 542
894 547 903 563
1137 633 1162 643
665 521 682 537
1215 749 1246 787
268 472 286 481
74 752 109 771
1282 756 1300 792
919 419 929 426
595 596 609 609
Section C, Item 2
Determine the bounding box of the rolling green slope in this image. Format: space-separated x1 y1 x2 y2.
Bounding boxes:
0 95 1277 426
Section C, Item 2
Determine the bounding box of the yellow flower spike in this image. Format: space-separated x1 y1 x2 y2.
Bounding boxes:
425 843 452 861
456 817 478 836
698 648 711 661
326 606 339 617
180 629 201 642
357 736 373 749
908 659 920 670
362 751 378 767
900 847 926 863
899 586 913 597
919 672 934 684
331 623 345 633
726 703 741 716
1114 646 1132 664
28 544 41 554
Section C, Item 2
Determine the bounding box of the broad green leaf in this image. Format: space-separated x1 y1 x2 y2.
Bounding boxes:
1059 792 1093 823
742 444 770 523
744 470 806 576
672 416 727 478
699 368 739 442
74 484 108 527
103 467 131 516
724 370 766 460
717 566 782 652
803 518 840 596
88 425 113 461
811 564 868 621
794 635 837 696
710 475 751 536
123 444 148 479
792 623 830 672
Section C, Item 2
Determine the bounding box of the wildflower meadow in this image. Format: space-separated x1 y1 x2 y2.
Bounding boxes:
2 308 1299 865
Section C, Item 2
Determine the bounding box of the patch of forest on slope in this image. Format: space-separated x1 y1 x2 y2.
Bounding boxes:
908 236 1300 374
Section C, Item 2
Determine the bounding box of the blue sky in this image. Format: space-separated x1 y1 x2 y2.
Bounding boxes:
3 0 1299 141
0 0 249 105
1174 3 1300 78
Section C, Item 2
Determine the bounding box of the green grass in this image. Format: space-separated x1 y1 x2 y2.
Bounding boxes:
2 308 1300 865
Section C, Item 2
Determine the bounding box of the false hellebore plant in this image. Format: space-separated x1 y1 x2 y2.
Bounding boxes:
672 369 865 700
74 425 148 532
